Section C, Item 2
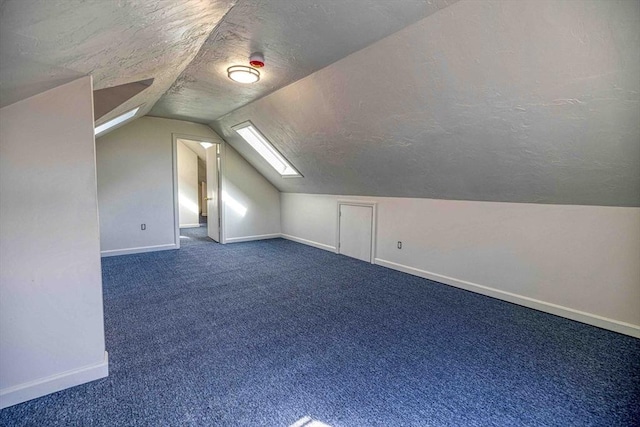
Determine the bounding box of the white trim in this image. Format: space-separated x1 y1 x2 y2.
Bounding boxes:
336 201 377 263
219 143 227 244
172 133 225 247
171 135 180 249
101 243 177 257
179 223 200 229
225 233 281 244
0 351 109 409
374 258 640 338
280 234 337 252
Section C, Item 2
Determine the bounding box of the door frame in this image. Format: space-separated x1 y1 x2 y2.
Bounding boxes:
336 201 377 264
172 133 227 248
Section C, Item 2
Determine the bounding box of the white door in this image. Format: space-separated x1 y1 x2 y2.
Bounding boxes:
206 146 219 242
339 204 373 262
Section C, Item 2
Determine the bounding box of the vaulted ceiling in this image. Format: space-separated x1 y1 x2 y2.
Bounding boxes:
150 0 457 123
1 0 638 207
0 0 455 121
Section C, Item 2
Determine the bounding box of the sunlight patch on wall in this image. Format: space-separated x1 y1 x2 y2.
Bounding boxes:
179 193 199 214
222 191 247 217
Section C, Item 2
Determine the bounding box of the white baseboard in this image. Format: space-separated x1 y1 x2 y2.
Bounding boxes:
0 351 109 409
374 258 640 338
179 224 200 229
225 233 281 244
101 243 177 257
280 234 337 252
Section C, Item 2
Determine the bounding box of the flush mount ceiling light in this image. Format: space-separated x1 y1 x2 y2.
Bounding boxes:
227 65 260 84
227 52 264 84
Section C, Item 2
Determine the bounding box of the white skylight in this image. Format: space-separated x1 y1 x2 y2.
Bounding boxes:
232 122 301 177
94 106 141 136
200 142 214 149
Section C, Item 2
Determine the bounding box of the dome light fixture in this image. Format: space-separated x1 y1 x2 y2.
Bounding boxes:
227 65 260 84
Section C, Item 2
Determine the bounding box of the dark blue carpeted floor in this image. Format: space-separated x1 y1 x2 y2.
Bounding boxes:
2 227 639 426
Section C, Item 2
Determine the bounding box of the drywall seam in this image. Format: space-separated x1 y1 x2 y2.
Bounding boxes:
100 244 177 257
0 352 108 409
280 234 337 252
374 258 640 338
225 233 281 244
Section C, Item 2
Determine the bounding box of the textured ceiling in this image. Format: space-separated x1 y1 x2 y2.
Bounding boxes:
0 0 235 123
1 0 637 207
150 0 457 123
0 0 456 124
212 0 640 207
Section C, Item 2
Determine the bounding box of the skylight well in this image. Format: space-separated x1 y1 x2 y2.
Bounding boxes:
232 122 301 177
94 106 140 136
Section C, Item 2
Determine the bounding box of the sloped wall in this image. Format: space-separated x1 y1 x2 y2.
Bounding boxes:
224 144 281 242
213 0 639 207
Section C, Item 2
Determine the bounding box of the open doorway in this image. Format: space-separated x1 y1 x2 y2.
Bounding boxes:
173 135 223 246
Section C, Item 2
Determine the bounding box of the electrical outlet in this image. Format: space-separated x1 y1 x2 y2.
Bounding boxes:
141 224 146 231
397 241 402 249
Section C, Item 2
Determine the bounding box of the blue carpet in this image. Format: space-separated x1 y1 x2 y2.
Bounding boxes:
2 227 639 426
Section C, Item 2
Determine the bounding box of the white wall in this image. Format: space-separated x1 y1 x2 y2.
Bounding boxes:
0 77 108 408
281 193 640 337
177 140 200 228
224 144 281 242
96 116 221 255
97 116 281 254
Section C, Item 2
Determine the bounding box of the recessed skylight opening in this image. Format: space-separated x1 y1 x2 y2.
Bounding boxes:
94 106 141 136
200 142 214 149
232 122 301 177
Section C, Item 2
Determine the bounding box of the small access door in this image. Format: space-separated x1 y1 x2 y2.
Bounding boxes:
206 145 220 242
338 204 373 262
